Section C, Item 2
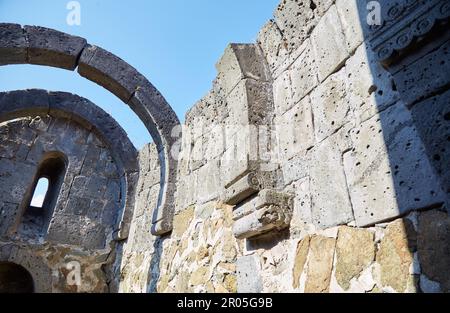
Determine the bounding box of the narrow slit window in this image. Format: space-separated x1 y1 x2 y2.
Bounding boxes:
19 152 67 238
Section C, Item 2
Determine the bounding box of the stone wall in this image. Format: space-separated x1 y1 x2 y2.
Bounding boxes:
0 90 138 293
119 0 450 293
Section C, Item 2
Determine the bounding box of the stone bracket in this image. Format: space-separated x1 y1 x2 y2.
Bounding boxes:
232 189 293 240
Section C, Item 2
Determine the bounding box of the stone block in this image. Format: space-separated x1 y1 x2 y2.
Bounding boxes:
290 39 319 104
78 45 147 103
411 90 450 195
0 89 50 123
344 103 446 227
0 23 27 65
417 210 450 292
24 25 87 70
311 5 350 82
274 95 314 160
273 70 293 115
216 44 269 96
393 40 450 108
236 255 263 293
232 190 293 239
310 136 354 228
310 68 351 143
335 0 364 52
345 44 400 123
335 226 375 290
256 20 288 72
304 235 336 293
376 219 416 292
273 0 334 54
223 172 260 206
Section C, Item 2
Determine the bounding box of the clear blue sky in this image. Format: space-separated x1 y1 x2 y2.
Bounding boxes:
0 0 279 149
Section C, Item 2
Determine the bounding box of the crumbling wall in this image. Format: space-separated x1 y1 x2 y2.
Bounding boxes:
120 0 449 293
0 90 139 293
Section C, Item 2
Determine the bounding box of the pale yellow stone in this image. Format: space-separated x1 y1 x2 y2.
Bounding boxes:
173 206 195 238
190 266 210 286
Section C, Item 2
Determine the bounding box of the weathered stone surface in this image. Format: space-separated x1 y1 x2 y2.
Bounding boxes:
305 235 336 293
411 90 450 196
236 255 263 293
0 23 27 65
377 219 416 292
273 0 333 54
172 206 195 238
274 95 314 160
335 0 364 52
393 41 450 108
25 25 87 70
417 210 450 292
335 226 375 290
216 44 269 96
344 103 446 227
256 20 288 73
290 40 319 104
311 5 350 82
292 236 310 289
310 68 351 142
345 44 400 123
310 136 354 228
223 172 260 206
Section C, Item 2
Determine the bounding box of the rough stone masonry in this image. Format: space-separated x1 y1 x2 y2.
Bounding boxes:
0 0 449 293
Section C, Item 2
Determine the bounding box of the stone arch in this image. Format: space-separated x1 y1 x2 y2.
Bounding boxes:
0 89 139 239
0 262 34 293
0 24 181 236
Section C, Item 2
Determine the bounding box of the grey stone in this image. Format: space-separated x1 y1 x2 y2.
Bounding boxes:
24 25 87 70
344 103 446 227
0 23 27 65
236 255 263 293
311 5 350 82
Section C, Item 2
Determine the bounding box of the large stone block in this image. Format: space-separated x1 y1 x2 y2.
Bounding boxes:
344 103 447 227
345 44 400 123
78 45 147 103
256 20 288 73
274 95 314 160
289 39 319 105
0 23 27 65
335 226 375 290
236 255 263 293
305 235 336 293
272 70 293 115
24 25 87 70
273 0 334 54
376 219 417 293
0 89 50 122
216 44 269 96
311 5 350 82
310 68 351 143
335 0 364 52
417 210 450 292
310 136 354 228
411 90 450 196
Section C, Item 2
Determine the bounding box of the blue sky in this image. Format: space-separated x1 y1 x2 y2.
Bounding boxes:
0 0 279 149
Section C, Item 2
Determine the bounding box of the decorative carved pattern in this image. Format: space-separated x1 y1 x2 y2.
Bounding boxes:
367 0 450 64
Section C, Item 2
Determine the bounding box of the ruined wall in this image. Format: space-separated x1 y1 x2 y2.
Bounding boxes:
120 0 450 293
0 90 138 292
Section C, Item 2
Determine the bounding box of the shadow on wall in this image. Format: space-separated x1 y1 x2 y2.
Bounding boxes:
354 0 450 292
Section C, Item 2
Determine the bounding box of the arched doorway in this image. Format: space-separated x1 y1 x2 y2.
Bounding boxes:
0 262 34 293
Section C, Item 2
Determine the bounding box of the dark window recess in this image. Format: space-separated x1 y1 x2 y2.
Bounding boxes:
19 152 67 238
0 262 34 293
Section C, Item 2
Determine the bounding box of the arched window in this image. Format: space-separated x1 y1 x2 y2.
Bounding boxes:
19 152 67 238
0 262 34 293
